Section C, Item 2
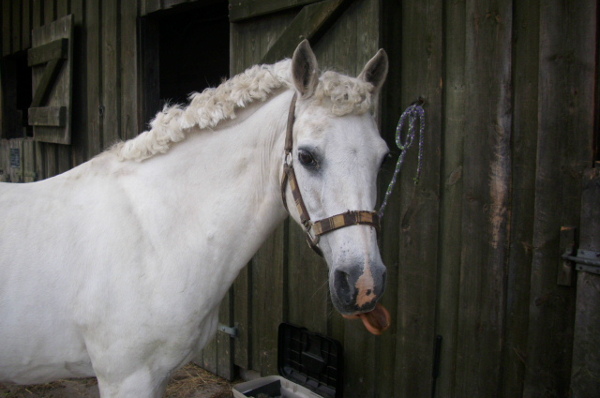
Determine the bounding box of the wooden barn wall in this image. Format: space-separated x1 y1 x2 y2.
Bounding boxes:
228 1 599 398
0 0 198 181
0 0 598 397
0 0 143 181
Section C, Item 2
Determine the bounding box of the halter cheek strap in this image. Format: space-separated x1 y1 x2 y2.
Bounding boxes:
280 93 380 256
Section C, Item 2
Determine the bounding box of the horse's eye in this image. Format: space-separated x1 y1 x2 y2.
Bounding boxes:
298 149 318 168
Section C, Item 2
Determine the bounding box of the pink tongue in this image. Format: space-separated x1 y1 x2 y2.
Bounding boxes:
343 303 391 335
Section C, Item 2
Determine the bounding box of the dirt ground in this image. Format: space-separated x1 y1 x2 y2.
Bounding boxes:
0 363 234 398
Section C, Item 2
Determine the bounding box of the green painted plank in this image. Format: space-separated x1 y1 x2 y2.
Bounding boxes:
434 1 466 396
21 0 31 50
86 0 102 157
28 106 66 126
229 0 321 22
101 0 120 147
120 0 140 141
11 0 21 54
391 0 443 397
2 0 12 55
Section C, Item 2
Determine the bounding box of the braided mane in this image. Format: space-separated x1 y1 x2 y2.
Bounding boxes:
113 59 375 162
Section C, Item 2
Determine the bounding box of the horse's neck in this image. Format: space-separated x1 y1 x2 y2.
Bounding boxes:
123 90 292 286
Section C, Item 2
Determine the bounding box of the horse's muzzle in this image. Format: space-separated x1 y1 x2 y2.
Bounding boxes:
330 261 387 314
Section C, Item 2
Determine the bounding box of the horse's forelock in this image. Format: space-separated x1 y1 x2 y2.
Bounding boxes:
313 72 374 116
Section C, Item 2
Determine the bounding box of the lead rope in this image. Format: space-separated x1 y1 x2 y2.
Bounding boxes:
378 100 426 218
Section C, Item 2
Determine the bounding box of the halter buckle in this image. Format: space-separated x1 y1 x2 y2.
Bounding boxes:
284 151 293 167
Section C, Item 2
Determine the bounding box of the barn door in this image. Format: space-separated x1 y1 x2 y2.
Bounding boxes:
568 164 600 397
28 14 73 144
230 0 354 65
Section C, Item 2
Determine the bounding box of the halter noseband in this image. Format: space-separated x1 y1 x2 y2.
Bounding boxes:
280 93 380 256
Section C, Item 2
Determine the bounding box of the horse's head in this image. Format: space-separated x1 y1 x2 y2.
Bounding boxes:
282 41 390 334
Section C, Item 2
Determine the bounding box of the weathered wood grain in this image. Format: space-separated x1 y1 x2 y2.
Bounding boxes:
453 1 513 396
500 1 539 396
392 0 443 396
570 167 600 398
30 13 73 144
229 0 321 22
523 1 596 396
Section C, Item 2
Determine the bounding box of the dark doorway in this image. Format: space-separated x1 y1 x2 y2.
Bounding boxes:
1 51 33 138
139 1 229 126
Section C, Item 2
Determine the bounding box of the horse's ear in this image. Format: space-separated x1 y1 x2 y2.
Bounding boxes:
358 49 388 93
291 40 319 99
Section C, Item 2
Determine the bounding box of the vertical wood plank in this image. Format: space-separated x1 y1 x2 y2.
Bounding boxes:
435 1 466 396
500 1 540 396
22 137 36 181
453 1 513 396
524 1 596 396
102 0 120 147
43 0 54 23
12 0 21 54
216 290 234 380
120 0 139 141
389 0 443 396
31 0 41 27
86 0 102 158
287 227 328 335
252 227 285 376
8 139 23 182
2 0 12 55
22 0 31 50
0 140 8 181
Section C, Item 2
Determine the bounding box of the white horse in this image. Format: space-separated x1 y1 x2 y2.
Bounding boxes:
0 41 389 397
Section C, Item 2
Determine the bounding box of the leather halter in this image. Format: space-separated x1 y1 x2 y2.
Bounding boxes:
280 93 380 256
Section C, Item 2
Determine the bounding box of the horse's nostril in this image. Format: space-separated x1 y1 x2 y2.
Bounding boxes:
334 269 354 305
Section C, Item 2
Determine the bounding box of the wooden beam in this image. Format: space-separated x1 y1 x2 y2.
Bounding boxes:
30 58 65 107
28 106 67 127
260 0 352 64
229 0 322 22
28 38 68 66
